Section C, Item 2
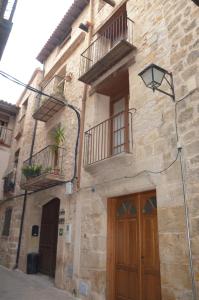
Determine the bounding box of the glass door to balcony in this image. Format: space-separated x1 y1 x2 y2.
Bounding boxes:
111 96 128 155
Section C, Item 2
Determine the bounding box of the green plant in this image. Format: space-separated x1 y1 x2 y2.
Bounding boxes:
52 124 65 148
51 125 65 170
22 165 42 179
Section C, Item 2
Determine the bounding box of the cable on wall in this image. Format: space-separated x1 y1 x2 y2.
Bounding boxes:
0 70 80 183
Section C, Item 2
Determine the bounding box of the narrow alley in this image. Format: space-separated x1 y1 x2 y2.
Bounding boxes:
0 266 74 300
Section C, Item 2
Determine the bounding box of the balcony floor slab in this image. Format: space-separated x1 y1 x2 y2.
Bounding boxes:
33 97 66 122
79 40 136 85
20 173 65 191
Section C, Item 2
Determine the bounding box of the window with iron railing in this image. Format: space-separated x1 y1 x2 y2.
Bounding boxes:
79 10 135 84
84 110 134 166
20 145 66 190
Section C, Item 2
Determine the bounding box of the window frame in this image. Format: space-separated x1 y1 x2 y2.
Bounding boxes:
2 207 12 237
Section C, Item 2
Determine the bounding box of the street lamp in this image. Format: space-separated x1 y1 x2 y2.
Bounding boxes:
138 63 175 101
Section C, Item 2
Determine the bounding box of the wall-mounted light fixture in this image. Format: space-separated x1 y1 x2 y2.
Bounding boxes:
103 0 116 7
138 63 175 101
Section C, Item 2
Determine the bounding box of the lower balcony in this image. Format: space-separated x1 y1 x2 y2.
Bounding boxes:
0 126 12 146
83 110 133 167
20 145 66 191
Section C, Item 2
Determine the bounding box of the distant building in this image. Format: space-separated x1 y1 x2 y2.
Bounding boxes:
0 100 17 201
0 0 18 60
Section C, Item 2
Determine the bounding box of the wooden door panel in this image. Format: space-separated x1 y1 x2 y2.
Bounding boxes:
116 269 129 299
142 217 156 268
143 274 161 300
129 271 139 300
128 219 138 267
116 220 126 265
141 192 161 300
39 198 59 277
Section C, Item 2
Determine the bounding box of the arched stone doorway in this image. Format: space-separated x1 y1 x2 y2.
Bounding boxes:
39 198 60 277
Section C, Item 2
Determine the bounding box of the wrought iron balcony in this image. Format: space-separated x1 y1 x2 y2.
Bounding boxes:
3 170 16 195
0 125 12 146
33 75 66 122
84 110 133 166
79 13 135 84
20 145 66 191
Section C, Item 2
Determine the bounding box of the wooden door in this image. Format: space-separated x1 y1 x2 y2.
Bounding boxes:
107 191 161 300
141 192 162 300
39 198 60 277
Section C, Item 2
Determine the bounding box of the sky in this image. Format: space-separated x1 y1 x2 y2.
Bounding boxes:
0 0 73 104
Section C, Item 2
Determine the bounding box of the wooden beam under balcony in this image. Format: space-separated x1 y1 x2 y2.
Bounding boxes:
33 97 66 122
79 40 135 85
20 173 65 191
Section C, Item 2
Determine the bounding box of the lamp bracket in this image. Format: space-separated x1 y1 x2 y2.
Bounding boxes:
155 72 175 102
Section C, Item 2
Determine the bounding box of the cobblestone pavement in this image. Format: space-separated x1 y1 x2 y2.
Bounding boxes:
0 266 74 300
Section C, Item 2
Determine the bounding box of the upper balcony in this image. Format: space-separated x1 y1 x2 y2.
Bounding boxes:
20 145 66 191
3 170 15 196
83 110 134 167
0 0 17 60
79 13 136 85
33 75 66 122
0 125 12 146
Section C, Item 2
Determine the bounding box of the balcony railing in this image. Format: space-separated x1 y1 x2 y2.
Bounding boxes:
33 75 66 122
79 13 135 84
3 170 16 195
20 145 66 191
0 126 12 146
84 110 133 166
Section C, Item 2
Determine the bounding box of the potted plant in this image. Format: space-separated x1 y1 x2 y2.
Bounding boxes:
22 164 42 180
51 124 65 175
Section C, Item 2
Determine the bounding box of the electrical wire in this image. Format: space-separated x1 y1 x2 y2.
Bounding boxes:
0 70 80 183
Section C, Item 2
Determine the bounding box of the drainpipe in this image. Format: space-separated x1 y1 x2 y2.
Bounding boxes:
14 78 42 269
77 0 94 188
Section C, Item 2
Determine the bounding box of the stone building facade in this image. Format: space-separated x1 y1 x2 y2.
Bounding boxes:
0 0 199 300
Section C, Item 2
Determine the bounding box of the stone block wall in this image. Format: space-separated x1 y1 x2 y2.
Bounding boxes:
0 1 198 300
76 1 199 300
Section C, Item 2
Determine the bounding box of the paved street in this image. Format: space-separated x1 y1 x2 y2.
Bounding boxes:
0 266 74 300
